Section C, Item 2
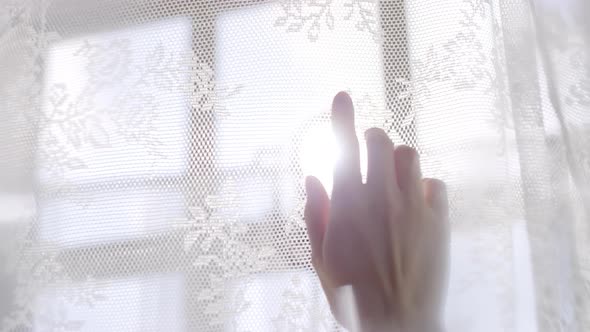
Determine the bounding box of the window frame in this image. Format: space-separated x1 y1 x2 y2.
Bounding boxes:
34 1 410 329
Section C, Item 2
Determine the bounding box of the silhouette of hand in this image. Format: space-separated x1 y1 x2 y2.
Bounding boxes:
305 92 449 332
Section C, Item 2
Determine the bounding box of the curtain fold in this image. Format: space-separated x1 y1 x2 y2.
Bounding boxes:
1 0 589 331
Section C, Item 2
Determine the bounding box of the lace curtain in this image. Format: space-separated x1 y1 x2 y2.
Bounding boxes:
1 0 589 331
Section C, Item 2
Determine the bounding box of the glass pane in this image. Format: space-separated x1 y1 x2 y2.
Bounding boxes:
214 3 383 221
37 18 192 245
34 274 186 332
39 189 185 247
38 17 192 186
225 271 332 332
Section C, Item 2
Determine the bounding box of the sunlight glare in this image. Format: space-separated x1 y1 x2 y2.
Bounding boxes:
302 124 368 195
301 124 338 195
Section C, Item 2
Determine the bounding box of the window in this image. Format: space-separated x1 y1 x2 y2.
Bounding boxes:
38 17 192 247
35 14 194 330
27 1 538 330
34 274 185 332
214 2 384 215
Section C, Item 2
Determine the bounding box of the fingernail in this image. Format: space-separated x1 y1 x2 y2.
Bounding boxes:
364 127 384 142
333 91 351 108
332 91 353 117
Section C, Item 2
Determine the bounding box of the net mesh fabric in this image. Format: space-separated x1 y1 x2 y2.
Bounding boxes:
1 0 589 331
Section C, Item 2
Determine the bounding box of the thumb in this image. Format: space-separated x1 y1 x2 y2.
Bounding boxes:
304 176 330 265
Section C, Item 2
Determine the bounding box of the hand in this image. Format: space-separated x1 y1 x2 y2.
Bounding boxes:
304 92 450 332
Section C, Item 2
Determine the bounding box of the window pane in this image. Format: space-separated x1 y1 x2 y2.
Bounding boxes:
39 189 185 247
38 17 192 186
214 3 383 221
37 18 192 245
224 271 332 332
34 274 186 332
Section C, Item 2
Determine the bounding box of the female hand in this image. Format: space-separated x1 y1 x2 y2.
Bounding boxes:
305 92 450 332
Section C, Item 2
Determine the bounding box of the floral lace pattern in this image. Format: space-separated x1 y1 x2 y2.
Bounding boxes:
274 0 379 42
1 0 589 331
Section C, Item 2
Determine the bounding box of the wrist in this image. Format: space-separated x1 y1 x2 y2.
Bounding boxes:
399 321 444 332
396 316 444 332
359 318 444 332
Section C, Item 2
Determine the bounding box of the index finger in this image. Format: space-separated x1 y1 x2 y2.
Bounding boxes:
331 92 362 195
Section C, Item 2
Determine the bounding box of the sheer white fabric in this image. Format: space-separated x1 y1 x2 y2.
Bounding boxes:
1 0 589 331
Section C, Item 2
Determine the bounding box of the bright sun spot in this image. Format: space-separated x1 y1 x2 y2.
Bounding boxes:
301 124 367 195
301 124 339 194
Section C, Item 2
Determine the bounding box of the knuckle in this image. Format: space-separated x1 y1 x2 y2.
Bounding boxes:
428 178 447 192
394 144 418 162
365 127 389 143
